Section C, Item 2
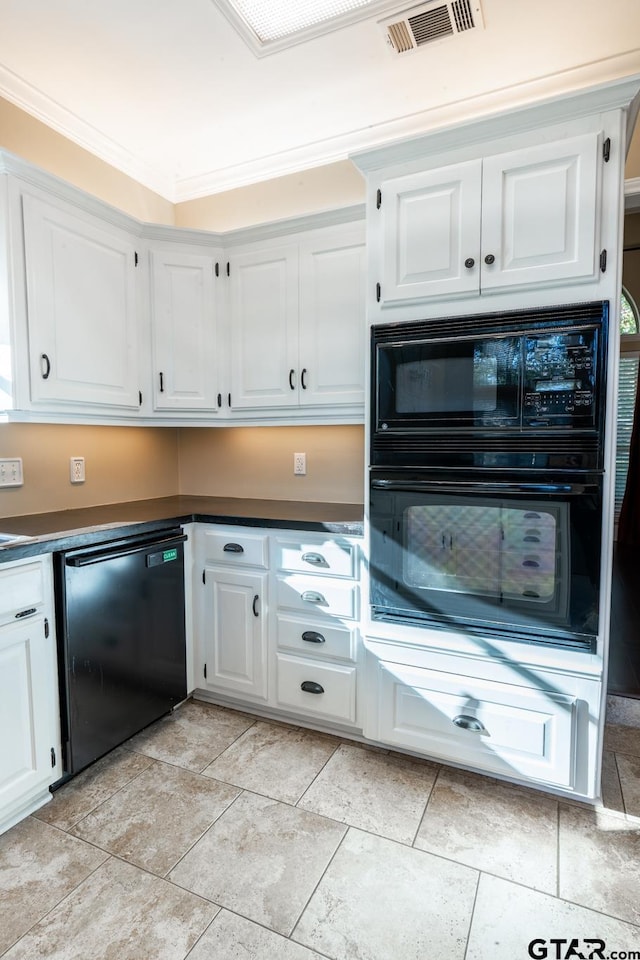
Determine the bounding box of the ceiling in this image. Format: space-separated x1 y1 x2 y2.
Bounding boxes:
0 0 638 202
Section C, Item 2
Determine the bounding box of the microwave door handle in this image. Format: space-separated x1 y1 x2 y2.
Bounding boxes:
370 479 596 495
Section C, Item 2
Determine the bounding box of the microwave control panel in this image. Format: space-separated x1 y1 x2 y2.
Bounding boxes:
522 329 597 423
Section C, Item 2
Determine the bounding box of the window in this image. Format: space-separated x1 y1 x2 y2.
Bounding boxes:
615 289 640 519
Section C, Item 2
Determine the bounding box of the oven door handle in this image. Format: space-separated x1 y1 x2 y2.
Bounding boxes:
371 479 598 495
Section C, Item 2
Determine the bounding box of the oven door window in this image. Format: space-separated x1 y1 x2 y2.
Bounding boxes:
369 481 600 650
404 502 563 605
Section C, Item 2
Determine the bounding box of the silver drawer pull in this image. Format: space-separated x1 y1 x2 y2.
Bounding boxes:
302 630 326 644
223 542 244 553
301 590 327 605
452 715 485 732
301 551 328 567
301 680 324 695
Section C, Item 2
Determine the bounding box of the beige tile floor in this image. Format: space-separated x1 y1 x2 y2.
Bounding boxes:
1 699 640 960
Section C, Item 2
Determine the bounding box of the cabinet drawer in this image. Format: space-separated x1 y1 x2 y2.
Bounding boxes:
275 537 357 578
276 653 356 724
369 658 577 788
0 560 46 622
276 575 359 620
277 615 357 662
200 529 268 568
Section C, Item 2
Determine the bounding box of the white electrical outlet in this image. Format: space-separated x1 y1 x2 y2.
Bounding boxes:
0 458 23 487
70 457 85 483
293 452 306 476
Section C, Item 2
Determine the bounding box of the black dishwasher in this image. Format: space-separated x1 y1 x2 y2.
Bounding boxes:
54 527 187 780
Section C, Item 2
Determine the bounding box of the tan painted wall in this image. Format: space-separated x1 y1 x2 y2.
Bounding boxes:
0 423 179 518
175 161 366 232
0 96 174 224
178 425 364 504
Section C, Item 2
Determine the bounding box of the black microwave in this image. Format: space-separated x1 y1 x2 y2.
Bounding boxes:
370 301 608 470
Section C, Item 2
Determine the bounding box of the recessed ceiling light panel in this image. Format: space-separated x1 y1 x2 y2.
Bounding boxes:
212 0 413 55
231 0 372 42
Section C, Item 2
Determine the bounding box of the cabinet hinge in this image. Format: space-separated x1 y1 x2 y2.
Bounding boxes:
376 282 381 303
215 262 219 277
600 249 608 273
44 617 49 639
376 188 382 210
226 262 230 277
134 251 139 267
203 663 207 680
603 137 611 163
50 747 56 768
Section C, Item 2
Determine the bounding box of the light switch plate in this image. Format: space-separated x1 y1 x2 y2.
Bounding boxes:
0 458 23 487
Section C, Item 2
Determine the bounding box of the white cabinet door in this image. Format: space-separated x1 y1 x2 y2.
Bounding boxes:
298 223 366 407
22 192 140 409
229 243 298 409
380 160 482 303
377 133 601 304
150 247 219 412
202 567 268 700
0 616 56 816
481 133 600 291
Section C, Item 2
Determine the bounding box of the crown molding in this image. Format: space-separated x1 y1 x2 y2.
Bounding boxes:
0 64 176 201
351 63 640 173
1 51 639 203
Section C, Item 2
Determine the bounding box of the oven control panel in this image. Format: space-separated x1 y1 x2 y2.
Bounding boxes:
522 329 597 424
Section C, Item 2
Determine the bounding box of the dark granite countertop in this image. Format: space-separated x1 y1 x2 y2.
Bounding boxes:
0 496 364 561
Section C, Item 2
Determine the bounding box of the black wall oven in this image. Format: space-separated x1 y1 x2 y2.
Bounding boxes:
368 301 608 653
369 471 602 650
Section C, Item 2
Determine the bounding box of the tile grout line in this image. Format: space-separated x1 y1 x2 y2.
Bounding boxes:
1 839 113 959
161 787 246 883
293 739 346 807
462 869 483 960
288 823 351 946
409 761 442 848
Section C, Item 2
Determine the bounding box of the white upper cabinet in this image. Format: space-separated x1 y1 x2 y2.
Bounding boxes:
22 190 141 410
381 160 482 302
480 135 600 291
149 245 221 413
298 223 366 408
1 152 365 425
229 242 299 410
376 133 601 306
228 219 365 416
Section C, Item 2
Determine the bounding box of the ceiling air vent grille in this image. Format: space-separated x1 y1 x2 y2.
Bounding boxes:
408 6 454 45
452 0 476 32
380 0 483 55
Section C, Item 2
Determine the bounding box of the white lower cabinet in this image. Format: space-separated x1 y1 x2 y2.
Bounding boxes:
192 523 599 796
272 533 361 728
275 653 357 724
193 525 362 728
364 639 601 795
0 555 62 834
196 527 269 702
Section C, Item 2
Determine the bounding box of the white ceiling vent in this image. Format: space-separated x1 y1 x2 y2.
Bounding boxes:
380 0 484 55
